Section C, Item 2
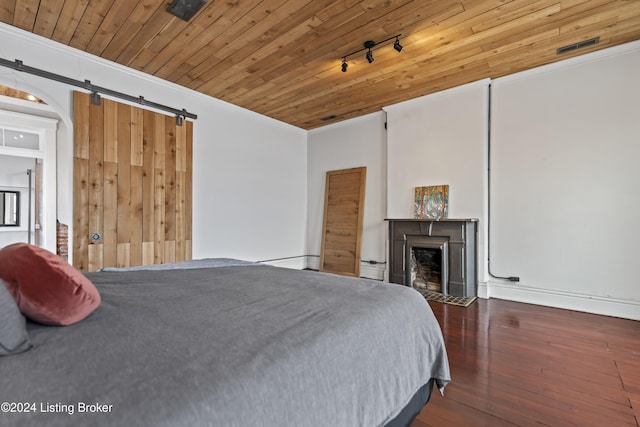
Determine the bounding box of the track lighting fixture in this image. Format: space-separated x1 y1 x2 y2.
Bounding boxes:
339 34 402 72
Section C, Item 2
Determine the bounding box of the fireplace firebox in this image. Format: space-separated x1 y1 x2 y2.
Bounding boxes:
408 236 448 293
386 219 478 298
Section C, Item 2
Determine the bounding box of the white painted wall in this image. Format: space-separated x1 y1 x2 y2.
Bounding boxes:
196 111 307 267
489 42 640 318
307 112 387 279
0 23 307 265
384 81 489 286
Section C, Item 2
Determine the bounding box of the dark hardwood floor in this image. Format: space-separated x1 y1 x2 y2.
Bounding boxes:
411 298 640 427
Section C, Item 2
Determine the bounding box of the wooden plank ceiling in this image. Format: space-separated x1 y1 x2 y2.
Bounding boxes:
1 0 639 130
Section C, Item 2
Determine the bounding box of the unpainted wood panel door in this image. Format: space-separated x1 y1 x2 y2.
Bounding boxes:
73 91 192 272
320 167 366 277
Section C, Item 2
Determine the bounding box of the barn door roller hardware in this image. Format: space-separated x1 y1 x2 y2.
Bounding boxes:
0 57 197 126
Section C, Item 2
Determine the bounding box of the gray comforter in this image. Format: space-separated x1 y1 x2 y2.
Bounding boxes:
0 263 450 427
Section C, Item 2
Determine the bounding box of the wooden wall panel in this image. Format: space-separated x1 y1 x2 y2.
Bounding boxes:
72 92 90 271
142 110 156 250
164 115 176 243
116 103 131 251
103 99 117 163
72 158 89 271
154 169 166 264
185 121 193 246
130 165 143 266
129 107 144 267
319 167 366 277
175 171 186 263
87 243 103 273
73 94 90 159
153 112 165 264
164 241 176 264
88 100 104 266
103 161 118 267
73 91 193 271
130 107 144 167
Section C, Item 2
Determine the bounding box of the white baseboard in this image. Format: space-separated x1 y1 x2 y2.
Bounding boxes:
261 257 307 270
360 263 385 281
303 257 384 280
306 257 320 271
477 282 489 299
479 281 640 321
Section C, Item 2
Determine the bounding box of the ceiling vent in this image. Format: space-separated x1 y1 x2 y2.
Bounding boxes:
556 37 600 55
167 0 207 22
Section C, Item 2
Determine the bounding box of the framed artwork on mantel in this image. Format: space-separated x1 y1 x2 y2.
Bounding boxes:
414 185 449 220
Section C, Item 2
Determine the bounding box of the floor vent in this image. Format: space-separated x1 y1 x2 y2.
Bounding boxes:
556 37 600 55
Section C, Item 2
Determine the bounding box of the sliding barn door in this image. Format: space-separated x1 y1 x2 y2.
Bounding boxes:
73 91 192 272
320 167 366 277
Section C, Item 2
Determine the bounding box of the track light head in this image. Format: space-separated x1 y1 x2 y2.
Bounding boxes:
366 49 374 63
341 59 348 72
394 37 403 52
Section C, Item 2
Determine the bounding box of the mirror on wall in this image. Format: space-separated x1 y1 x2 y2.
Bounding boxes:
0 190 20 226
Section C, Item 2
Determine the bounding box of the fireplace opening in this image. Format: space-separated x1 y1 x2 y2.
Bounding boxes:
405 236 449 295
411 247 443 293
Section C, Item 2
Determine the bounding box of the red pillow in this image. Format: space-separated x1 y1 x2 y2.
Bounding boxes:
0 243 101 326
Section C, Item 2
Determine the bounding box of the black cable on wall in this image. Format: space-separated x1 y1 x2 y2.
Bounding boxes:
486 82 520 282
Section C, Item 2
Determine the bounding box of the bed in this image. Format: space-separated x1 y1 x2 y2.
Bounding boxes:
0 247 450 427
